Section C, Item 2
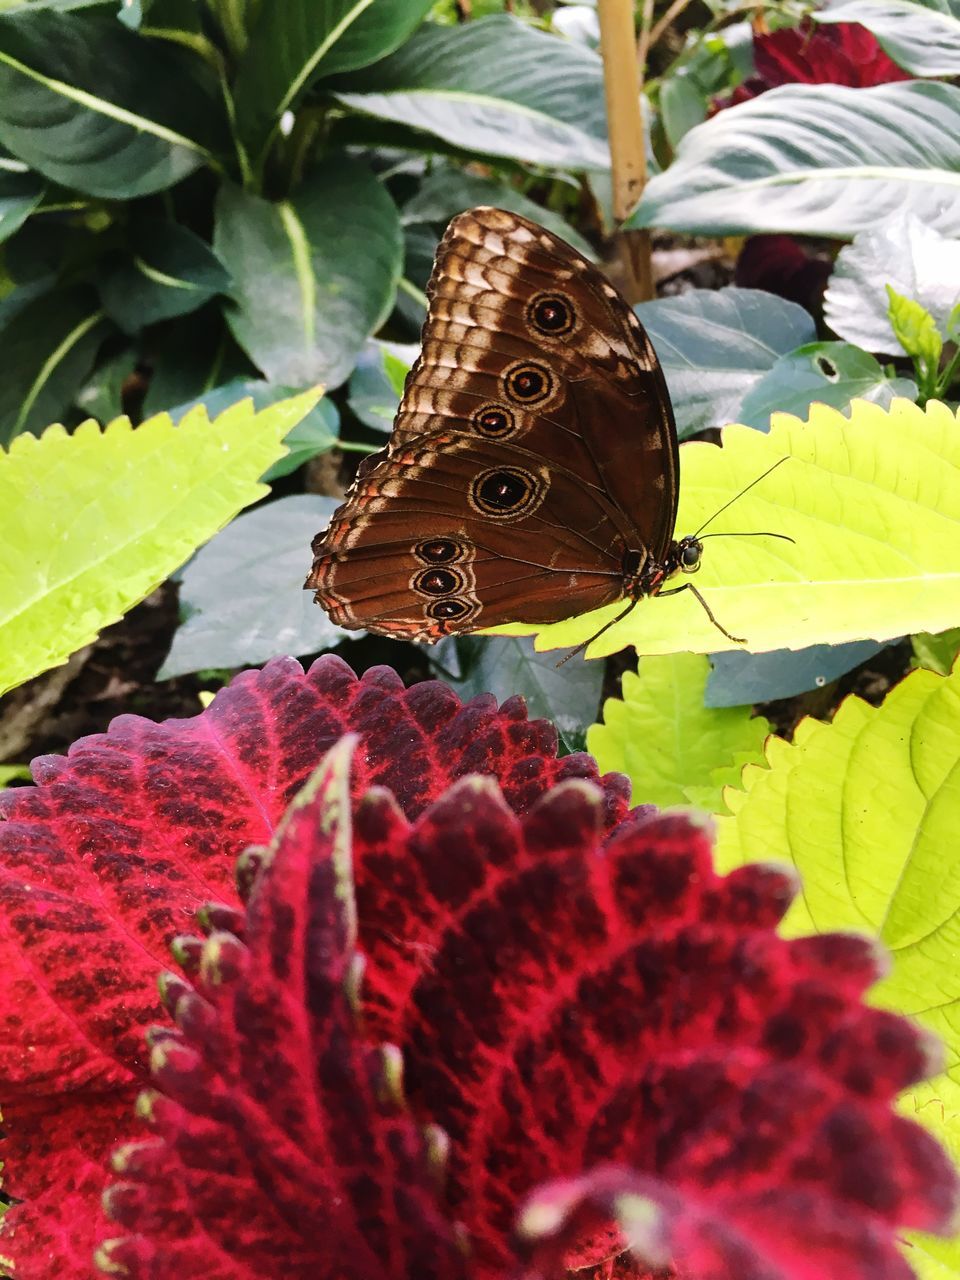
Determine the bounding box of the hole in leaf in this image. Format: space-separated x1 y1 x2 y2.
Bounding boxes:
814 355 839 381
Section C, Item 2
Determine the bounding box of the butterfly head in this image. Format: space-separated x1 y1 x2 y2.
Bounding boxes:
677 535 703 574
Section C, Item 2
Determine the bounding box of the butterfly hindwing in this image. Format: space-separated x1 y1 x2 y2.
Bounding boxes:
308 206 679 642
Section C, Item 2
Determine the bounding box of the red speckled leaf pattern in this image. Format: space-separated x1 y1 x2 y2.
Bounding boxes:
99 749 958 1280
98 740 467 1280
0 656 625 1278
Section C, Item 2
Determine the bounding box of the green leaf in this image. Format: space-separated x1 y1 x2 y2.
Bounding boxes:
912 627 960 674
0 167 42 244
738 341 918 430
706 641 888 707
659 74 708 151
234 0 433 158
0 10 221 197
444 635 604 754
0 285 111 444
824 211 960 355
713 660 960 1274
139 308 253 417
403 165 597 259
634 288 816 437
159 493 349 679
630 82 960 238
346 338 417 431
587 652 770 810
165 378 340 479
334 15 610 170
98 220 231 334
74 345 137 424
887 285 944 372
0 763 31 788
491 399 960 659
214 158 402 389
0 389 321 696
817 0 960 75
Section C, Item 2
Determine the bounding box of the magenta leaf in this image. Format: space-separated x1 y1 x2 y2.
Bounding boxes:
0 657 625 1276
100 746 958 1280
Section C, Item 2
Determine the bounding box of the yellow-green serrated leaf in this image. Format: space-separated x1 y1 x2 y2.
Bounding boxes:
714 660 960 1273
0 389 321 697
586 652 770 810
491 398 960 659
887 284 944 369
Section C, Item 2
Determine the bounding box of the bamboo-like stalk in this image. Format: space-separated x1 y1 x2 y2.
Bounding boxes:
597 0 654 301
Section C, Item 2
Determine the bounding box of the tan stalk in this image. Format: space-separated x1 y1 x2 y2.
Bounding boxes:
597 0 653 302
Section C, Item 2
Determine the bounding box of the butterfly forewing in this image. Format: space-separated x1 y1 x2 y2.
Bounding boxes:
307 206 679 642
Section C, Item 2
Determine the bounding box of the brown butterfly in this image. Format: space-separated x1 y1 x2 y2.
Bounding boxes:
306 205 739 650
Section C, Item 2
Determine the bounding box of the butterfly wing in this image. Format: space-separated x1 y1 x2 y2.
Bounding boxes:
307 206 679 641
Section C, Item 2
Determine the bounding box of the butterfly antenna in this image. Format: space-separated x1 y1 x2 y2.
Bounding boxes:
698 531 796 544
555 598 638 668
693 457 789 538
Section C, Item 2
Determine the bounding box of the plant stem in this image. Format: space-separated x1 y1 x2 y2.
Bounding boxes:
597 0 654 301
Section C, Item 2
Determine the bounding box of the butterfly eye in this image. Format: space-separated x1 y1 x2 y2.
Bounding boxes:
528 292 575 336
504 362 553 406
428 598 470 620
472 467 534 514
680 540 702 573
413 568 463 596
415 538 462 564
474 406 514 438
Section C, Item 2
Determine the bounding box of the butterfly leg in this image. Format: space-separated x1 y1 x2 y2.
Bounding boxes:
555 598 640 667
657 583 746 645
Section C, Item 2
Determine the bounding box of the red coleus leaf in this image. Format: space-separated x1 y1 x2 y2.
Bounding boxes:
98 739 469 1280
712 21 910 111
100 741 958 1280
0 657 627 1278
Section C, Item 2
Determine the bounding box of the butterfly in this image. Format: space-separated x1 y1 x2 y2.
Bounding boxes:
306 205 740 650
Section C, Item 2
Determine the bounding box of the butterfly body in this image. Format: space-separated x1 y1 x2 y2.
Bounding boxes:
307 206 696 644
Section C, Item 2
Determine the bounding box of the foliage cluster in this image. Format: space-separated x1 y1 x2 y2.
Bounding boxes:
0 1 959 1278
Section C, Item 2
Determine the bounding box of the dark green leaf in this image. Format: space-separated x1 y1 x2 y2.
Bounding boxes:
738 341 918 430
660 74 707 151
139 308 254 416
235 0 433 158
631 82 960 237
634 288 816 436
99 220 231 334
706 641 888 707
347 338 417 431
403 165 596 258
443 635 604 754
0 10 222 197
334 15 609 170
74 344 138 423
0 167 42 244
214 157 402 388
158 494 351 679
0 285 111 443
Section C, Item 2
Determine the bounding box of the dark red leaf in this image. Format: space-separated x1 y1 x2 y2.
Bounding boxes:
0 657 625 1277
711 21 910 112
97 740 467 1280
100 749 958 1280
349 781 955 1276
